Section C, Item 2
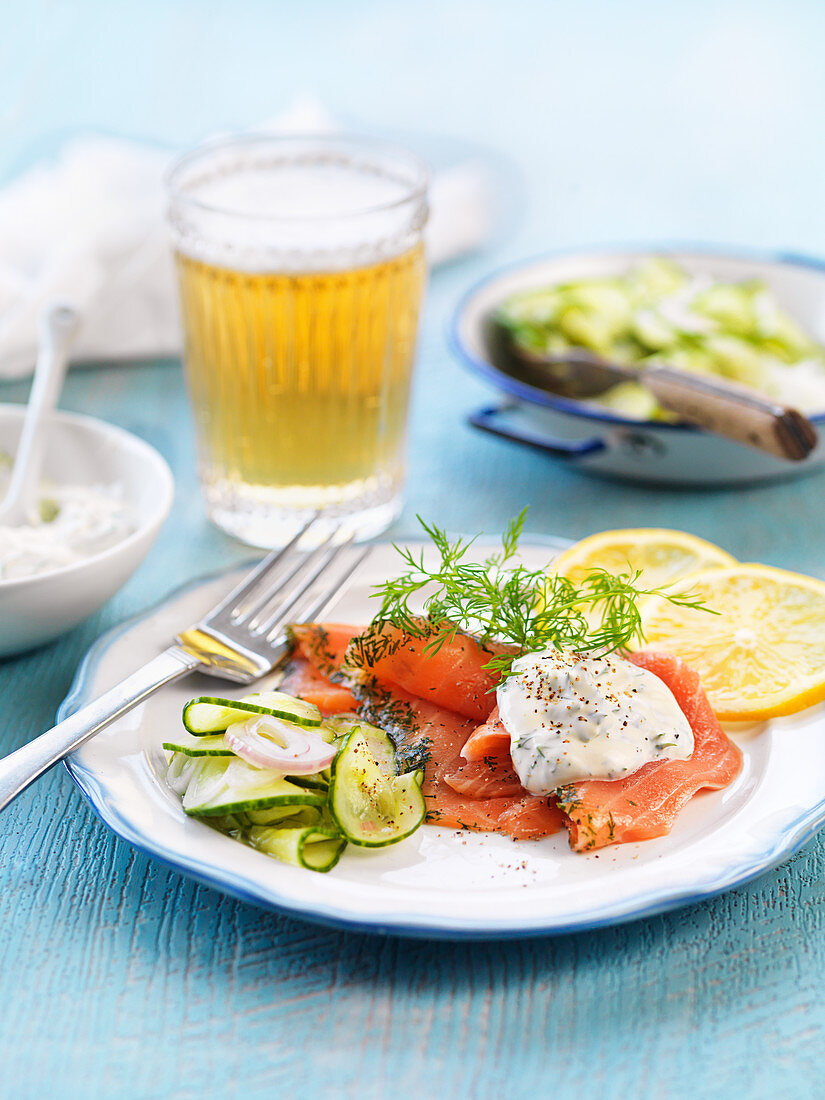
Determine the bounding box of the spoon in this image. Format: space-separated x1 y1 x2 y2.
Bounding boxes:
489 321 819 462
0 303 80 525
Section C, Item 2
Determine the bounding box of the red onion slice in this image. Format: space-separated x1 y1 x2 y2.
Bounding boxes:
224 715 335 775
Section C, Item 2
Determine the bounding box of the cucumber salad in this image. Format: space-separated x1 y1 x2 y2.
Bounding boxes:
496 258 825 418
164 690 426 873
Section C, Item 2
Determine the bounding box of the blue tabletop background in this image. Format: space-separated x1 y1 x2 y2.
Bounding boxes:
3 1 825 1096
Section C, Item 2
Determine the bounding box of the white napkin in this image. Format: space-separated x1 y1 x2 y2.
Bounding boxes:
0 107 499 378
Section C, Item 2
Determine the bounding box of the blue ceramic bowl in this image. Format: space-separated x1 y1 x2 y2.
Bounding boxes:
451 244 825 485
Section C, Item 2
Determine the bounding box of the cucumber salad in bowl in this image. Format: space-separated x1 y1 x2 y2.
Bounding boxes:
495 257 825 419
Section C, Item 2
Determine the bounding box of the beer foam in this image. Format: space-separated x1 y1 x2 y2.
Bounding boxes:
169 146 427 272
193 163 411 220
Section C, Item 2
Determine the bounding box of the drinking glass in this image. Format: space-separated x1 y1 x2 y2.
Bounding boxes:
166 134 429 546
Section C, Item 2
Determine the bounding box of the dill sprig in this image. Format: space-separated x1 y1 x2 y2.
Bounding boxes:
368 509 713 679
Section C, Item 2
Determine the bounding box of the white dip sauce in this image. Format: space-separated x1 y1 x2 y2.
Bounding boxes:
0 465 133 580
498 648 694 793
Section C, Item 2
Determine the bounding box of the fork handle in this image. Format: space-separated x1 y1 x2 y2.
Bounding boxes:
0 646 201 813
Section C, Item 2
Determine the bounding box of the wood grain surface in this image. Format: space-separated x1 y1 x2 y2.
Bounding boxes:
5 0 825 1094
2 356 825 1099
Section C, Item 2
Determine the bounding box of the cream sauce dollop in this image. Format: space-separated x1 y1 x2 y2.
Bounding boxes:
498 648 694 794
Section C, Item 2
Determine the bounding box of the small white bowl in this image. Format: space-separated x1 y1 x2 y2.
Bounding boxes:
0 405 174 657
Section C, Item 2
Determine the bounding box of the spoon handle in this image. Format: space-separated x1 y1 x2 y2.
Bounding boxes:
643 365 818 461
0 303 80 522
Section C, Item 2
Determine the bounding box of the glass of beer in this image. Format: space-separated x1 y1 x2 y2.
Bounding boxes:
166 134 428 546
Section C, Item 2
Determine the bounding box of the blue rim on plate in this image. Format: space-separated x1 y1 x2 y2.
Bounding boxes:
59 560 825 940
449 241 825 431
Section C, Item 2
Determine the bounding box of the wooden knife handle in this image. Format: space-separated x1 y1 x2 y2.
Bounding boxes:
644 366 819 461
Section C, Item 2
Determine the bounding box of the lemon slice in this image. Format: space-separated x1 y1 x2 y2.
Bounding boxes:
551 528 738 589
637 564 825 720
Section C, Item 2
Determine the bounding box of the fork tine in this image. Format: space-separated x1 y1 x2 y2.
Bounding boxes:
265 544 372 642
181 519 370 683
203 513 319 624
251 535 355 635
242 527 340 628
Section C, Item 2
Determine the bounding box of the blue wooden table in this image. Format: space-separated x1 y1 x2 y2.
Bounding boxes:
3 2 825 1096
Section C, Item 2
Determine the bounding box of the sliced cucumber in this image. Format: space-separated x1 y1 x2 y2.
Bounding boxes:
238 805 323 828
596 380 660 420
240 691 322 727
343 720 396 772
248 826 346 872
177 756 326 817
162 732 233 757
203 813 247 837
313 722 337 746
322 714 362 738
287 769 331 791
182 692 321 735
202 806 324 838
165 751 203 795
328 724 425 848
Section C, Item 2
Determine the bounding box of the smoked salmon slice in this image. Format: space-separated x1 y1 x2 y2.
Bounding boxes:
282 624 361 714
279 657 360 716
288 622 739 850
442 753 524 799
555 650 743 851
460 705 510 762
344 617 513 722
428 788 566 840
290 623 361 680
498 795 568 841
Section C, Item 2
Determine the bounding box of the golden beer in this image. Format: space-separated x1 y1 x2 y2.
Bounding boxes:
167 135 428 545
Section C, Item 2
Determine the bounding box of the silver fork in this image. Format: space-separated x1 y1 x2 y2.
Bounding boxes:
0 517 370 812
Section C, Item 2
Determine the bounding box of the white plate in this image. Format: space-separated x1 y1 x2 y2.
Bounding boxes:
61 540 825 938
